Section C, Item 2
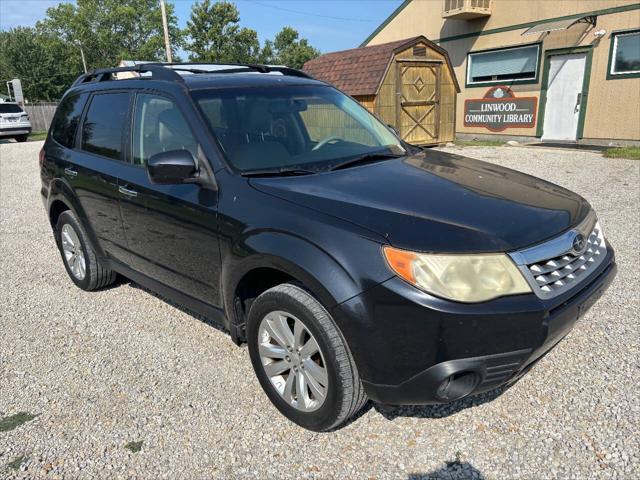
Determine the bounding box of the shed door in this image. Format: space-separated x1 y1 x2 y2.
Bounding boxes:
396 61 442 145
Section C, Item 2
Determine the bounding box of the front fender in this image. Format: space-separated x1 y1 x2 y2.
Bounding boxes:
222 229 393 326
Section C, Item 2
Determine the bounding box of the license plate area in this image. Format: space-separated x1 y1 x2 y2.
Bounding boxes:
578 285 604 318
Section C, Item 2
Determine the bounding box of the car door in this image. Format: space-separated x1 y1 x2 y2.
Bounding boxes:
63 91 131 261
117 91 222 306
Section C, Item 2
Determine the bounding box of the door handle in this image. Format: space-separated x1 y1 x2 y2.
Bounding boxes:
64 167 78 177
574 93 582 113
118 186 138 198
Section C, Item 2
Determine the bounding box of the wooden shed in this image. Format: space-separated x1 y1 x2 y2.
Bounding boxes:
303 36 460 146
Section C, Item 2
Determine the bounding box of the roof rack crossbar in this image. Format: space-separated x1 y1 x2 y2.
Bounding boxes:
71 62 313 87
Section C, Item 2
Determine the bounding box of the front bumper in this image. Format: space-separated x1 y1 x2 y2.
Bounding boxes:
332 247 617 405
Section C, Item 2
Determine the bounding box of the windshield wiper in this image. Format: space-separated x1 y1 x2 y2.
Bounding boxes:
240 167 318 178
328 152 405 172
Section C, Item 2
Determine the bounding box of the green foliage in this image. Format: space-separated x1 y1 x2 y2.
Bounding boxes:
261 27 320 69
37 0 183 69
186 0 260 63
603 146 640 160
6 455 28 471
0 28 81 101
186 2 319 68
124 440 143 453
0 0 320 101
0 412 37 432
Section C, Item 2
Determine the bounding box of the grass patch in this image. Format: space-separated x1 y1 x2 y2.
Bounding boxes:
28 132 47 141
603 146 640 160
7 455 28 471
125 440 143 453
454 139 505 147
0 412 37 432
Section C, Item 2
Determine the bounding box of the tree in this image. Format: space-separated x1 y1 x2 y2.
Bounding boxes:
0 27 81 102
261 27 320 69
37 0 182 70
186 1 260 64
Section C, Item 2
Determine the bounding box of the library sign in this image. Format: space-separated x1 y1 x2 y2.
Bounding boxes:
464 86 537 132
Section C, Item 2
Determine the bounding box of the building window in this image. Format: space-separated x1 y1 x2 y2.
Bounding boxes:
609 30 640 78
467 44 540 86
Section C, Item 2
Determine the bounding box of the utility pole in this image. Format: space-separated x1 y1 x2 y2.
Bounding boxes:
159 0 173 63
79 45 88 74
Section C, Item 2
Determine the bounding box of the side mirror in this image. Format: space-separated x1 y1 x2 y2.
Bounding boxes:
147 150 197 185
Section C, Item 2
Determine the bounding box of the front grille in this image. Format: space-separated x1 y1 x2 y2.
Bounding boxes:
510 214 607 299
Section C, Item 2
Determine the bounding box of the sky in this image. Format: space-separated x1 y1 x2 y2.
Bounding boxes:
0 0 403 53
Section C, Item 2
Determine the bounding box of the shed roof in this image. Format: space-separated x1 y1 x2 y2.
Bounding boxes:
302 36 459 97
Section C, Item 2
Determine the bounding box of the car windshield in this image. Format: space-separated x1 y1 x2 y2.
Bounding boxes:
191 85 405 173
0 103 24 114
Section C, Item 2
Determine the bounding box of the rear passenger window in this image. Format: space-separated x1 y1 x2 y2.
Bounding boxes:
50 93 88 148
132 94 198 166
80 93 130 160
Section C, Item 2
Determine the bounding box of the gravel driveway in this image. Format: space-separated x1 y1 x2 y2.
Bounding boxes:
1 141 638 479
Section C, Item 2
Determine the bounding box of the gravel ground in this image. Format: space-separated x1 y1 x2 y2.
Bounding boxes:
0 140 638 479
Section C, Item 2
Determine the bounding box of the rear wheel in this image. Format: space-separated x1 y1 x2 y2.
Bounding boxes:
55 210 116 291
247 283 367 431
14 135 28 143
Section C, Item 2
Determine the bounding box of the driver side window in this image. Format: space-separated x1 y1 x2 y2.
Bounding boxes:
132 94 198 166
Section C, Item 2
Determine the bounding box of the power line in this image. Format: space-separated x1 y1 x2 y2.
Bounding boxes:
243 0 377 23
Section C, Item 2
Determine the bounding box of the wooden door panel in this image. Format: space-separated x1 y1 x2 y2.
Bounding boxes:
396 62 442 145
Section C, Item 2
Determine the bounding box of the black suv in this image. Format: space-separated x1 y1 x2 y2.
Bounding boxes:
41 63 616 431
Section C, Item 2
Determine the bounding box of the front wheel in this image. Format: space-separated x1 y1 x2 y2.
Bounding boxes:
247 283 367 431
15 135 28 143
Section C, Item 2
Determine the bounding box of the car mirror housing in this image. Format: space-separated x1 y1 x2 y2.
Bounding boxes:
147 150 197 185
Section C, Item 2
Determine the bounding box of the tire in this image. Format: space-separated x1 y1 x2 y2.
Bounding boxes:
14 135 28 143
55 210 117 291
247 283 367 431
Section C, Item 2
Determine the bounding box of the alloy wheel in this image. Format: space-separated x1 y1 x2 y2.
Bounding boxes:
61 224 86 280
258 310 329 412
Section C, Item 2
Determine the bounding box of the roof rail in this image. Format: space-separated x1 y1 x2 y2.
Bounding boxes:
146 62 314 79
71 64 183 87
71 62 313 88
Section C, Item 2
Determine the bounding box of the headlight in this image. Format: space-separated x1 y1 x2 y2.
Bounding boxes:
383 246 531 302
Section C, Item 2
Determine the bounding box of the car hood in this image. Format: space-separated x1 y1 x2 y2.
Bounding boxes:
249 150 592 253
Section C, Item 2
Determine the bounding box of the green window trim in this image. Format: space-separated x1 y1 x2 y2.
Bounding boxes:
606 28 640 80
465 43 542 88
536 46 593 140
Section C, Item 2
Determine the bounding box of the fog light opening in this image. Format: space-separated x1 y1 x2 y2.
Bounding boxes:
436 371 480 401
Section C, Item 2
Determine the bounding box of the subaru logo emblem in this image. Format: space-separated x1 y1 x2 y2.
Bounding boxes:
572 233 586 254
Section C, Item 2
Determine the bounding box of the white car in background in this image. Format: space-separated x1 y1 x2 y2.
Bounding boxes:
0 102 32 142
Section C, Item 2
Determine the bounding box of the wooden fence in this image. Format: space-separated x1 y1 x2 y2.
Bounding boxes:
24 103 58 132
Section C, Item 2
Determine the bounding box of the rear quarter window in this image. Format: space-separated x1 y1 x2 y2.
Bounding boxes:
50 93 89 148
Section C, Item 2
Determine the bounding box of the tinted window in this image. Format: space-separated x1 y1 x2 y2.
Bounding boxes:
81 93 130 160
132 94 198 166
50 93 88 148
467 45 539 84
0 103 23 113
611 30 640 75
